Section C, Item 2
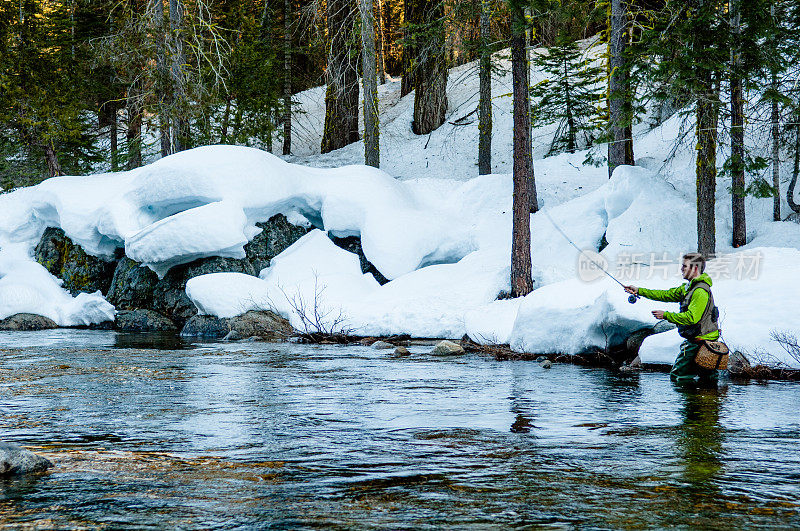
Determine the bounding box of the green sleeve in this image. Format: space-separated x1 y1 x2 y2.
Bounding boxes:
637 285 685 303
663 288 708 326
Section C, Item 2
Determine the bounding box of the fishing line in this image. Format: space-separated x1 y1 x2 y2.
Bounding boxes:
540 208 640 304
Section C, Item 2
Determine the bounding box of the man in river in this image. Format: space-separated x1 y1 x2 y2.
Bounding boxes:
624 253 720 383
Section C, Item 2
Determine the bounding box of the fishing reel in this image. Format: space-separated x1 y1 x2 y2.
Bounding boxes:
628 294 640 304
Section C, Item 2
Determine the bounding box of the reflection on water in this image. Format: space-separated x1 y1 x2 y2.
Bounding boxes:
0 332 799 528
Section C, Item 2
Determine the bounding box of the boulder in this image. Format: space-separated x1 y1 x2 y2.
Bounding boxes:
245 214 310 274
371 340 395 349
430 340 465 356
0 313 58 331
153 257 256 326
228 311 293 341
728 351 751 375
114 309 176 332
34 227 117 295
625 328 655 356
180 310 293 341
180 315 231 339
106 257 159 310
328 234 390 285
539 359 552 369
393 346 411 356
0 442 52 476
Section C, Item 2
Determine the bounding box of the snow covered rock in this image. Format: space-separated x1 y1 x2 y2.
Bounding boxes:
0 442 52 476
244 214 310 274
153 257 256 326
34 227 117 296
328 234 390 284
0 313 58 331
115 309 176 332
371 340 394 349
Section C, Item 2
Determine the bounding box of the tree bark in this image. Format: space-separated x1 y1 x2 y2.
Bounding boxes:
152 0 171 158
283 0 292 155
696 86 718 257
43 143 63 178
789 112 800 215
359 0 380 167
375 0 387 85
126 103 143 169
321 0 360 153
510 5 535 297
730 0 745 247
410 0 448 135
169 0 188 152
607 0 633 177
771 71 781 221
477 0 492 175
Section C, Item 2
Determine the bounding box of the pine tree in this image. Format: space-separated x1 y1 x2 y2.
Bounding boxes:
530 38 605 156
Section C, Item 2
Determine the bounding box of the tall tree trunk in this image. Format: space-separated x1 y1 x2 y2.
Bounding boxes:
564 58 576 154
730 0 745 247
410 0 448 135
169 0 188 152
375 0 386 85
283 0 292 155
477 0 492 175
789 112 800 215
696 85 718 257
43 142 63 178
109 104 118 171
771 71 781 221
126 103 143 169
607 0 633 177
152 0 171 158
510 4 535 297
321 0 360 153
359 0 380 167
401 0 416 97
221 95 231 143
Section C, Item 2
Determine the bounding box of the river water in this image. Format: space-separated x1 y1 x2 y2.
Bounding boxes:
1 330 799 528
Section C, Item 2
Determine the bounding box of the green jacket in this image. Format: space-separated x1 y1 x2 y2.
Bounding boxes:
638 273 720 341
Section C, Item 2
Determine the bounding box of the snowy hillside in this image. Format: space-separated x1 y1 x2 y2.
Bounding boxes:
1 41 799 367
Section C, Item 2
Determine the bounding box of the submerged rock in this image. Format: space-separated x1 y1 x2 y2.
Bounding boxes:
0 313 58 331
114 309 176 332
0 442 52 476
245 214 310 274
431 340 465 356
34 227 117 296
180 315 231 338
539 359 552 369
371 340 395 349
393 346 411 356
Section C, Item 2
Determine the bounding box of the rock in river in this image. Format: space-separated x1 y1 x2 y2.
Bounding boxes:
0 442 52 476
0 313 58 331
114 309 176 332
430 340 465 356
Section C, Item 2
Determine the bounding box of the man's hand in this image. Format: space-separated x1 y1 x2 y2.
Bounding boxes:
624 285 638 295
652 310 665 320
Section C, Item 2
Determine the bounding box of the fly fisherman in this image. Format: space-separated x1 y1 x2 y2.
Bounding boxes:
624 253 720 383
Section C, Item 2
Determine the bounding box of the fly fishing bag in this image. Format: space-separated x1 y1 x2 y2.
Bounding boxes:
695 340 729 370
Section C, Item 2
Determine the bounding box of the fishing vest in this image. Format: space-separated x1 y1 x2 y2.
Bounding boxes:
677 281 719 340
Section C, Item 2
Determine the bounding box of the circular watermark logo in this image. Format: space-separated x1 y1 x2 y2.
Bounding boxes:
577 249 608 282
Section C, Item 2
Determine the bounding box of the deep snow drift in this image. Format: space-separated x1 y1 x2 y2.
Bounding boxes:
1 40 799 367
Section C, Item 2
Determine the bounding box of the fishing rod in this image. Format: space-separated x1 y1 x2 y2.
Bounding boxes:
540 208 640 304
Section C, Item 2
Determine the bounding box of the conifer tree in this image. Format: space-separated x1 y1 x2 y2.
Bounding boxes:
530 38 605 156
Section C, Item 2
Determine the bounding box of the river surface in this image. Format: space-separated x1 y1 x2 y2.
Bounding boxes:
1 330 799 529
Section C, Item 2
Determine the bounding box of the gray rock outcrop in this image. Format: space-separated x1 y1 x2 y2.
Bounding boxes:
114 309 176 332
245 214 310 274
728 351 751 375
34 227 117 295
371 340 395 349
0 442 52 476
0 313 58 331
181 310 293 340
106 257 159 310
